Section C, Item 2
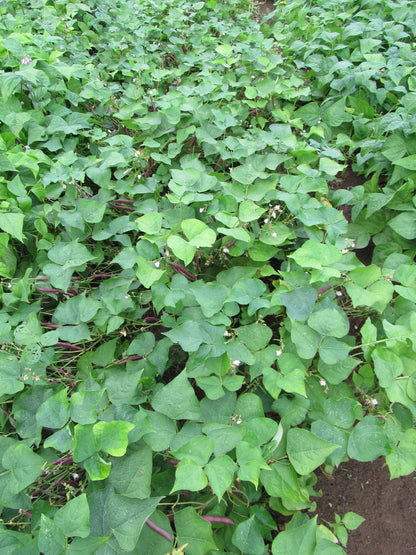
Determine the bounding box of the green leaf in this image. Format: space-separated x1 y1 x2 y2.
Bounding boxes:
342 512 365 531
172 460 208 492
239 201 265 222
109 441 152 498
2 442 44 493
319 337 351 365
308 307 349 338
287 428 339 474
204 455 235 500
93 420 135 457
172 436 215 466
66 536 110 555
280 287 318 321
272 516 318 555
151 370 201 420
36 389 70 429
393 154 416 170
181 219 216 247
319 158 346 176
236 441 269 488
347 416 389 462
0 352 24 395
190 282 229 318
175 507 217 555
48 241 93 267
38 515 66 555
386 429 416 478
0 213 24 242
232 516 265 555
54 494 90 538
105 494 162 552
167 235 196 266
236 323 272 351
289 240 342 269
388 212 416 239
84 453 112 481
136 255 165 288
261 462 306 502
77 199 106 224
136 212 163 235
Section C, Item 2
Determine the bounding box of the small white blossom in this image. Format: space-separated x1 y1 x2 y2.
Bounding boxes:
223 247 229 254
271 211 276 218
336 290 343 297
120 329 127 337
199 207 205 213
264 218 269 224
342 248 349 254
224 330 231 337
25 145 30 150
134 149 141 157
275 349 282 357
154 261 160 268
21 56 32 65
72 473 79 480
370 398 378 406
232 360 240 367
272 231 277 238
236 417 242 425
320 379 327 387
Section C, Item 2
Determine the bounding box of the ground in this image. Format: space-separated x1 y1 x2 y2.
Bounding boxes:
315 458 416 554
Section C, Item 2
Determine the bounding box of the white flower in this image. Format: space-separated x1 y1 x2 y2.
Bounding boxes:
232 360 240 367
223 247 229 254
134 149 141 157
154 261 160 268
275 349 282 357
272 231 277 238
224 330 231 337
336 290 343 297
199 207 205 213
342 248 349 254
320 379 327 387
21 56 32 65
264 218 269 224
370 398 378 406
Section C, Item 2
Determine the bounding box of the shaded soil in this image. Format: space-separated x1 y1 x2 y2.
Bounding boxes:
315 458 416 554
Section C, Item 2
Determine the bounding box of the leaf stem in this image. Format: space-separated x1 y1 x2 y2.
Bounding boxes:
145 519 172 541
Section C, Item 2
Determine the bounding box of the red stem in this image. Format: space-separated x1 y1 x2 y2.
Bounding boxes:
318 285 332 295
54 367 75 388
88 273 118 280
41 323 62 328
146 519 172 542
109 202 135 212
113 198 135 204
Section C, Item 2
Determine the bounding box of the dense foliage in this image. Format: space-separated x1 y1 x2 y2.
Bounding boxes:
0 0 416 552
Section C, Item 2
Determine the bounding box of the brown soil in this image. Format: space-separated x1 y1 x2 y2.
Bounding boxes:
315 458 416 554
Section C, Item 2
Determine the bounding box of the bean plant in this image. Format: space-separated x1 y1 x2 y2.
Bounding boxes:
0 0 415 552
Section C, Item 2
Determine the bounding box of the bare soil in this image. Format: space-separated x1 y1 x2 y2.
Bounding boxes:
315 458 416 554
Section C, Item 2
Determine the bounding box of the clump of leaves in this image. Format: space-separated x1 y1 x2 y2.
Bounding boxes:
0 0 416 552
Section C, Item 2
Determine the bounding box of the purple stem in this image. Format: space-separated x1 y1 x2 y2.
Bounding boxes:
195 250 200 273
318 285 332 295
115 355 143 365
109 202 135 212
168 262 196 281
143 317 160 323
224 239 236 249
54 342 83 351
88 273 118 279
201 515 235 525
213 157 222 171
54 367 75 388
0 407 16 422
52 455 73 465
41 323 62 329
145 519 172 542
113 198 135 205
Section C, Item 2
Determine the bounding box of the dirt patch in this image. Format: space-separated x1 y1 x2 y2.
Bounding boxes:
255 0 276 17
314 458 416 554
